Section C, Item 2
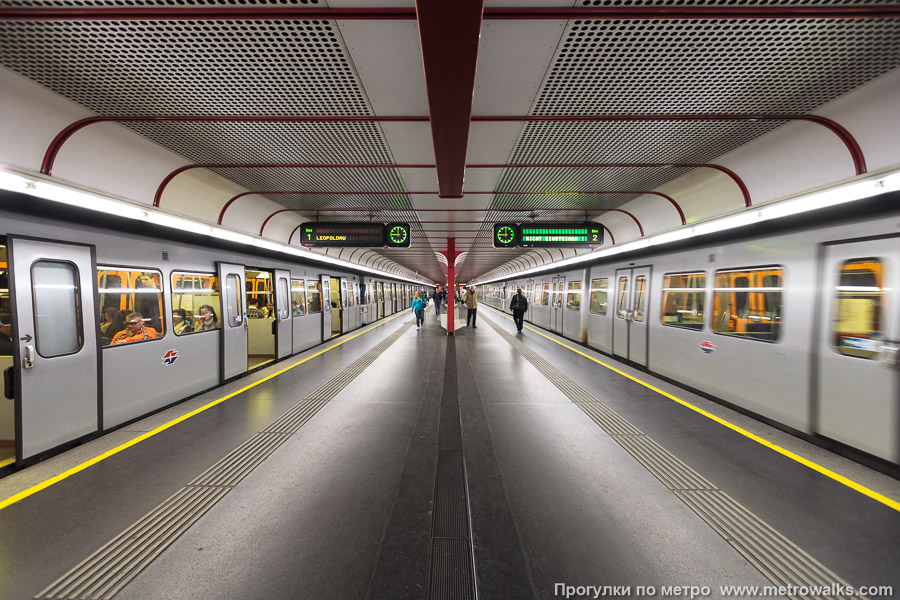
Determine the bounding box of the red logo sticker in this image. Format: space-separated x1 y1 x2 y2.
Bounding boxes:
699 341 715 355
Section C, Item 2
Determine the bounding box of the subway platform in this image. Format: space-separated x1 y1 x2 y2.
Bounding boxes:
0 307 898 600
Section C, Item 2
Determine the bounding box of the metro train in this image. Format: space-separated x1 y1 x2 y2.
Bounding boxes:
477 192 900 470
0 196 421 471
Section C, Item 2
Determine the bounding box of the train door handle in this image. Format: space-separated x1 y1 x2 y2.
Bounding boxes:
23 345 36 369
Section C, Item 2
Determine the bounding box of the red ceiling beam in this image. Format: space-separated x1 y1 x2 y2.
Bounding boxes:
43 114 865 178
3 6 897 20
415 0 484 198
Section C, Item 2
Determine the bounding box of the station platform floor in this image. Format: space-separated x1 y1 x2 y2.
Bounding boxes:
0 306 898 600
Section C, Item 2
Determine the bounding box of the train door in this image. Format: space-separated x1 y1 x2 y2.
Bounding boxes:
525 279 535 323
612 266 651 367
218 263 247 380
563 278 584 339
8 237 100 461
549 276 565 334
340 277 350 334
245 268 275 369
816 238 900 462
274 269 291 359
320 275 332 342
378 282 385 319
329 276 342 337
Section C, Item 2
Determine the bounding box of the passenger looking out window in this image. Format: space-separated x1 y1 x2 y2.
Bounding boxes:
111 312 158 345
194 305 220 331
172 308 191 335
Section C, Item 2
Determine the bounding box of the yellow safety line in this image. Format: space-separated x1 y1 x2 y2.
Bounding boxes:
486 307 900 513
0 457 14 469
0 312 408 512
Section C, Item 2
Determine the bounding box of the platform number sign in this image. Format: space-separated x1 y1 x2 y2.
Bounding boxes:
385 223 411 248
493 223 518 248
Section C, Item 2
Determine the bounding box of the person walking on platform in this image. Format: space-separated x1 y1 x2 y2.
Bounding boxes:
510 287 528 333
464 285 478 328
433 286 446 319
412 291 426 329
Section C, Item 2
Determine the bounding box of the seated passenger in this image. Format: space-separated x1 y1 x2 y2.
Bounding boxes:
110 312 158 345
99 307 118 336
266 302 276 318
247 299 264 319
172 308 192 335
194 304 220 331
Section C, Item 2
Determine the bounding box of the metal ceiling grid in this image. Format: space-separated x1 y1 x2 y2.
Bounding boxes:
204 167 407 197
576 0 899 7
536 18 900 116
508 121 786 165
125 122 397 165
490 166 696 204
0 19 362 115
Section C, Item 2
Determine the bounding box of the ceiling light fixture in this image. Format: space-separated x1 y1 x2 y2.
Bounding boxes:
0 168 428 284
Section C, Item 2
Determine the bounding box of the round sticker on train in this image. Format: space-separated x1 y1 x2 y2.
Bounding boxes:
699 341 715 355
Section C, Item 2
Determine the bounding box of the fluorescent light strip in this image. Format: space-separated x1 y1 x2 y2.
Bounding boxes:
0 169 427 284
475 169 900 285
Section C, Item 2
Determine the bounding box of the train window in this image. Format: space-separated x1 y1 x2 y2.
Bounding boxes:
617 277 629 319
33 261 83 357
634 276 647 322
307 280 323 314
98 268 165 346
566 281 582 310
661 273 706 330
541 283 550 306
589 278 608 315
832 258 884 360
278 277 290 320
341 280 349 309
224 274 242 328
291 280 306 317
171 272 220 336
712 267 783 342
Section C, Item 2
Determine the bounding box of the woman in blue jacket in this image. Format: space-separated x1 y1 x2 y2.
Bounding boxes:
412 291 427 329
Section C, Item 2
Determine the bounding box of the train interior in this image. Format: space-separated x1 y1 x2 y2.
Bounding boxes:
0 241 11 466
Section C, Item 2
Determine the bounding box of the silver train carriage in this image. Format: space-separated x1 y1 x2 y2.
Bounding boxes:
478 193 900 471
0 200 420 469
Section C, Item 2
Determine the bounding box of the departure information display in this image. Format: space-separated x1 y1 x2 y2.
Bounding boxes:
519 223 603 248
300 223 386 247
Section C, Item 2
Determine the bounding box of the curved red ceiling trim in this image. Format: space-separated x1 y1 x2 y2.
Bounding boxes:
228 189 684 229
3 6 897 20
602 225 615 247
155 162 748 209
45 114 864 179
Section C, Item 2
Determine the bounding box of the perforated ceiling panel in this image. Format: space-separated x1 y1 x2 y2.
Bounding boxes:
537 18 900 115
126 122 396 166
0 19 361 116
509 121 785 166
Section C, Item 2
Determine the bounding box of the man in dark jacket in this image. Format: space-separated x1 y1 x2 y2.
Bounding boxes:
509 287 528 332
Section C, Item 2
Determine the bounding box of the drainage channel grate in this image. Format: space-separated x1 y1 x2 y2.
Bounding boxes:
482 313 864 600
37 322 413 600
